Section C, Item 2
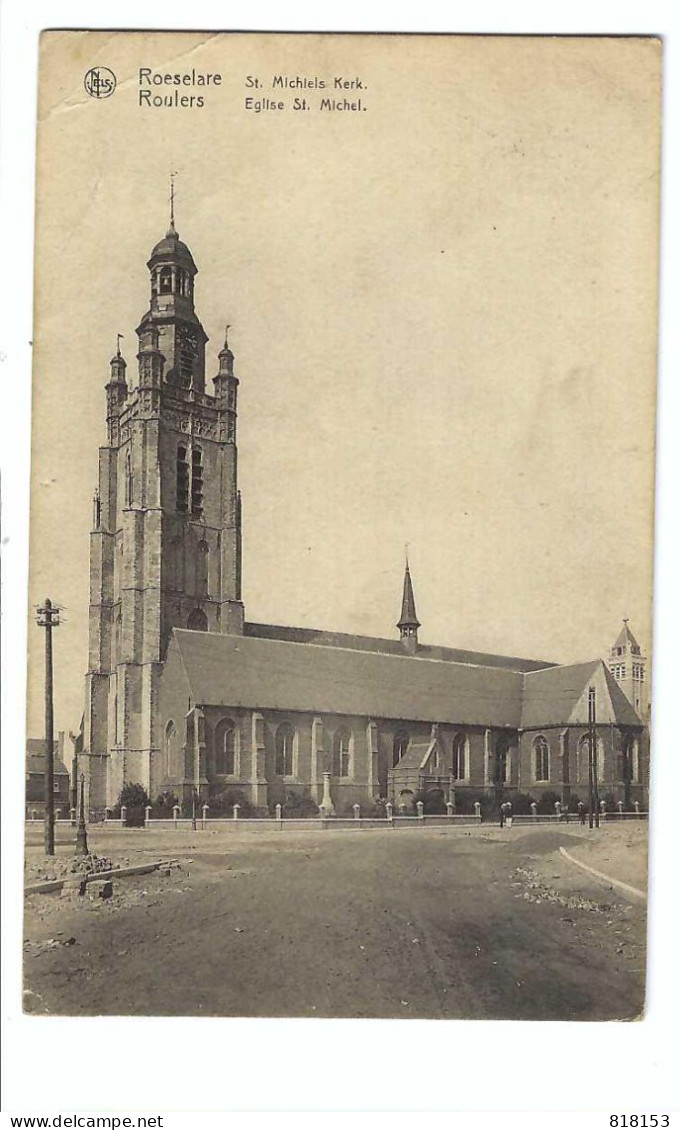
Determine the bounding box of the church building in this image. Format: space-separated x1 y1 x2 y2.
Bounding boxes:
80 216 649 816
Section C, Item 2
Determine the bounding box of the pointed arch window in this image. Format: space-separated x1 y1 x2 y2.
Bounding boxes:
333 728 352 778
164 720 178 779
494 734 511 785
191 447 204 517
577 734 605 784
125 451 133 507
275 723 295 777
215 719 236 776
452 732 468 780
533 736 550 782
187 607 208 632
393 729 409 768
176 446 189 512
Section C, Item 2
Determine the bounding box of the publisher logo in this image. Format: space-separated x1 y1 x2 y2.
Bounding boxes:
84 67 117 99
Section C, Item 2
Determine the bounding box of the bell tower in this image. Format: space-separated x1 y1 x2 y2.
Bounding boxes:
607 619 648 720
82 208 245 809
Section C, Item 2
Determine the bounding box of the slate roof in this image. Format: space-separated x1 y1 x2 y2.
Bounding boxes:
173 629 525 728
398 563 420 630
26 739 69 777
521 660 642 729
393 741 434 771
243 622 554 674
613 620 642 653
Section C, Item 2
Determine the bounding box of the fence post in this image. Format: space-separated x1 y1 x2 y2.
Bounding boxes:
144 805 152 827
473 801 481 823
275 803 282 828
554 800 561 818
70 806 77 827
617 800 624 814
31 810 37 822
353 803 361 821
104 806 111 824
446 800 454 818
416 800 424 820
202 804 209 829
233 804 240 821
634 800 640 818
120 805 127 827
385 801 394 825
530 802 538 818
600 799 606 819
172 804 180 828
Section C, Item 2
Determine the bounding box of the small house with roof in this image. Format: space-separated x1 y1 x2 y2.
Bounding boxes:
25 733 71 817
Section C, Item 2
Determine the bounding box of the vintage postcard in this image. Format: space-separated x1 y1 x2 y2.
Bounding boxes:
23 31 660 1020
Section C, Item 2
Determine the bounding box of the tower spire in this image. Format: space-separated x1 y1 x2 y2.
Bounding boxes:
397 554 420 653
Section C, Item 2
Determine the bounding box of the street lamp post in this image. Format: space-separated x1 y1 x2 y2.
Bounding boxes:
36 598 60 856
75 773 89 856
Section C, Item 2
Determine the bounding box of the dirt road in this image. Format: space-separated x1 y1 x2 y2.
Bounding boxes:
23 825 646 1019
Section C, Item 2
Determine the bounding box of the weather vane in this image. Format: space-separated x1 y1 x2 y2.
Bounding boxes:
170 170 178 227
116 333 124 357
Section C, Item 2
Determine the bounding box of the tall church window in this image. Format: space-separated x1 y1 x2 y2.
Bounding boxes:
393 729 409 767
577 734 605 784
533 736 550 782
275 723 295 776
191 447 204 516
494 735 510 785
187 607 208 632
125 452 133 507
452 733 467 780
333 728 351 778
196 540 209 595
164 720 177 778
215 720 236 776
176 446 189 512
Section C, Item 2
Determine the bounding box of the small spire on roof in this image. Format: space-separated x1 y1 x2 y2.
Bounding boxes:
397 553 420 654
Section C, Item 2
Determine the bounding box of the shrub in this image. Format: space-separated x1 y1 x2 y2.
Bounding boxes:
209 787 254 818
154 790 179 817
414 788 447 815
115 782 150 827
512 792 536 815
455 790 497 820
280 789 319 818
536 789 561 815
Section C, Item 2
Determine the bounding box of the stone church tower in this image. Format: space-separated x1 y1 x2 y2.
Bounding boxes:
606 619 648 721
83 216 244 808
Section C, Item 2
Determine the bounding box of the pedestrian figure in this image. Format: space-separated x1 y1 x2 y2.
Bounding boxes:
505 801 513 829
578 800 586 826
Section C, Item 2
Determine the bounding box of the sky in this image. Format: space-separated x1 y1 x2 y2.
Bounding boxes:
26 32 660 742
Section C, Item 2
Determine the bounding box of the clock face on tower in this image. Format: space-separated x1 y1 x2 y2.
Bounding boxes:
177 324 199 387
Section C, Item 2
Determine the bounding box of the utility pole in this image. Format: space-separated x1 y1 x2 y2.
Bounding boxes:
588 685 600 831
36 598 60 855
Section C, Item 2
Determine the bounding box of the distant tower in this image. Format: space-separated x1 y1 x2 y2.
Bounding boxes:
82 209 244 809
397 558 420 655
607 620 648 719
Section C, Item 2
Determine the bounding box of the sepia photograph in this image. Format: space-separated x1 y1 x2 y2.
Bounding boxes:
21 30 660 1022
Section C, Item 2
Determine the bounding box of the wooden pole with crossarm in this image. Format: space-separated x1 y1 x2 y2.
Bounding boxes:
36 598 60 855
